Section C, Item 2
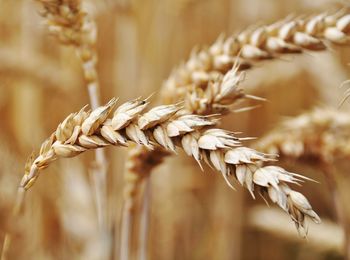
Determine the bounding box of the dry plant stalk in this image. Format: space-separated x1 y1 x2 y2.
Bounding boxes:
19 98 320 236
36 0 108 229
255 107 350 258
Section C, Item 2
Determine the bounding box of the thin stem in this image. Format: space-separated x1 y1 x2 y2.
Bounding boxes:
87 83 101 112
322 162 350 259
120 146 163 260
1 188 25 260
120 198 133 260
138 178 151 260
90 148 108 229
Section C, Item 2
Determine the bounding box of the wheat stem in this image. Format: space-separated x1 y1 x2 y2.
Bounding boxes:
138 177 151 260
121 145 168 259
120 195 133 260
0 187 25 260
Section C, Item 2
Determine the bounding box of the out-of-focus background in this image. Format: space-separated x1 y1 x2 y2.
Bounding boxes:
1 0 350 259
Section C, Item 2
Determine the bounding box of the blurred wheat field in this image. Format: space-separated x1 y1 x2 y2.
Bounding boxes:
1 0 350 260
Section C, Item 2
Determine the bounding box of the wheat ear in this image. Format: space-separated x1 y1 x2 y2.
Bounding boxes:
36 0 108 229
255 107 350 258
162 10 350 104
19 98 320 235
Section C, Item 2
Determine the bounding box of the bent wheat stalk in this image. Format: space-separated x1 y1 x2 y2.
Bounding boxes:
19 98 320 236
255 107 350 258
37 0 108 229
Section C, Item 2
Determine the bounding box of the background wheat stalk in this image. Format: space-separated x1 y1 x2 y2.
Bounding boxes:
36 0 108 230
122 10 350 257
255 107 350 258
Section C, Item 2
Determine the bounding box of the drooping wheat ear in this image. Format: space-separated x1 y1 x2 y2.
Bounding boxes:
255 107 350 258
20 98 320 232
36 0 108 228
162 10 350 104
255 107 350 160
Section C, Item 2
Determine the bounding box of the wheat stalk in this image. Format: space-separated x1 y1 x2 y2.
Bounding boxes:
36 0 109 229
255 107 350 258
162 9 350 104
18 98 320 236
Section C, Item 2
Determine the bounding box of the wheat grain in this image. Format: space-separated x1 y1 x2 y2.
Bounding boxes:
19 98 320 233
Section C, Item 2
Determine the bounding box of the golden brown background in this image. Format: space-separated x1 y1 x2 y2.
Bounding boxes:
0 0 349 259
